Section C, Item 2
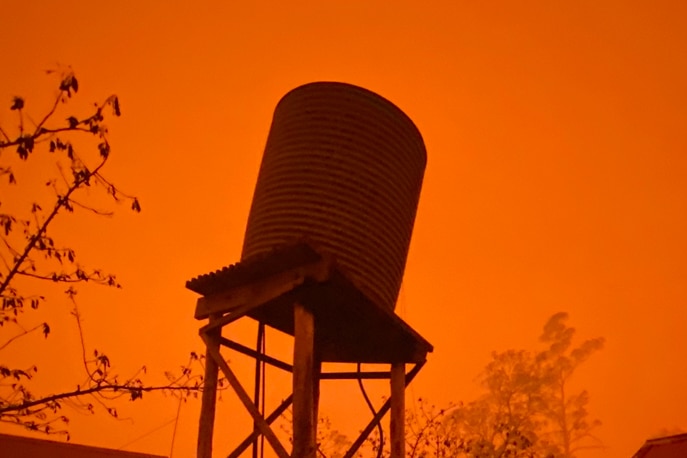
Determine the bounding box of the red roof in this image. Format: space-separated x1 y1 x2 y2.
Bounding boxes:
633 432 687 458
0 433 165 458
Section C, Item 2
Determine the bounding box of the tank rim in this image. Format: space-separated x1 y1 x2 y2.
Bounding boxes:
275 81 427 163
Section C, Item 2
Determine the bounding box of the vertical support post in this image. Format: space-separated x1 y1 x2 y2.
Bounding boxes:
252 322 265 458
313 359 321 442
198 314 221 458
390 363 405 458
292 303 318 458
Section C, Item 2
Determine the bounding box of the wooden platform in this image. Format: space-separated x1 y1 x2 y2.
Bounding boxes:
186 242 432 364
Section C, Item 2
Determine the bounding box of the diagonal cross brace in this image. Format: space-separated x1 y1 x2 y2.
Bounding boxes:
342 361 425 458
201 331 291 458
227 394 294 458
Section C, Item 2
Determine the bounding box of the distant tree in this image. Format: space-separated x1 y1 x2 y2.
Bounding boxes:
404 398 459 458
445 313 604 458
446 350 546 457
279 410 358 458
535 313 605 457
0 69 205 438
317 415 356 458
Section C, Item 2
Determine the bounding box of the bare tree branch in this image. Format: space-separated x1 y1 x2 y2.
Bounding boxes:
0 71 196 437
0 323 44 351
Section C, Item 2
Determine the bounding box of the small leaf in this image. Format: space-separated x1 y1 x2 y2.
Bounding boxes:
67 116 78 128
59 76 74 97
42 323 50 338
71 76 79 93
97 142 110 158
10 97 24 110
131 198 141 212
113 96 121 116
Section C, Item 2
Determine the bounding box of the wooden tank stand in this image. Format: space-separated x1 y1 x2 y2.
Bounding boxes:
186 243 433 458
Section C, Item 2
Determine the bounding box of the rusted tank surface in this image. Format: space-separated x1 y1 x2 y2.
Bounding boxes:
241 82 426 312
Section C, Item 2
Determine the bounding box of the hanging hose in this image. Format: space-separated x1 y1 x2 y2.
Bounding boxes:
357 363 384 458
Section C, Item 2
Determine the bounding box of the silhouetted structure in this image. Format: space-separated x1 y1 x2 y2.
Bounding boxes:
0 433 165 458
632 432 687 458
187 82 431 458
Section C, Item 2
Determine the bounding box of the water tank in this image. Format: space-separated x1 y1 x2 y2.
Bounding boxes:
241 82 426 312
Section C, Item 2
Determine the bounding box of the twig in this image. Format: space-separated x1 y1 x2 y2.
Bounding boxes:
0 384 199 416
68 199 114 216
0 126 10 143
32 89 63 137
0 323 44 351
0 156 108 297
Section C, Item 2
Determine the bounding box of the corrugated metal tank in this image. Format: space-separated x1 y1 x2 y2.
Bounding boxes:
241 82 426 312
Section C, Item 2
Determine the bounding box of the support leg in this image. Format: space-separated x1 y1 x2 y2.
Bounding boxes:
390 363 405 458
252 322 265 458
197 314 221 458
293 303 318 458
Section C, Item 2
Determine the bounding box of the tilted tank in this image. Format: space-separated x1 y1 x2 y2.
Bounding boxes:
242 82 426 312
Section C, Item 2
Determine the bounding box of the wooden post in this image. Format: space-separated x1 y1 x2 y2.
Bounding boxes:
197 314 221 458
292 303 318 458
313 359 321 443
390 363 405 458
252 322 265 458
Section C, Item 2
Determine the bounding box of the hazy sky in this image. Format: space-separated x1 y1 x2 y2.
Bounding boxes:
1 2 686 457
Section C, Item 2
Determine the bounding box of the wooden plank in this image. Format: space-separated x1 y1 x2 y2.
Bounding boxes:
197 315 221 458
292 303 318 458
219 337 293 373
390 363 405 458
201 333 290 458
195 259 332 319
199 299 264 335
319 371 389 380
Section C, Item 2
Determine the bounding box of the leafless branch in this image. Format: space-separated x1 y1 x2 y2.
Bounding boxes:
0 156 108 298
17 269 118 286
68 199 114 216
32 88 63 137
0 323 44 351
0 126 10 143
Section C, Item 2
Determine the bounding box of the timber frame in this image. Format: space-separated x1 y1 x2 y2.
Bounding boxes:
187 243 432 458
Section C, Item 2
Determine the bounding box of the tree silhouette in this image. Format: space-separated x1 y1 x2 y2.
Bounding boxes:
0 69 207 439
287 313 603 457
535 313 605 457
442 313 604 458
446 350 545 457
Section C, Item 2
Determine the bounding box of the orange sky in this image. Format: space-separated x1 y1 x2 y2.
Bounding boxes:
1 1 686 457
